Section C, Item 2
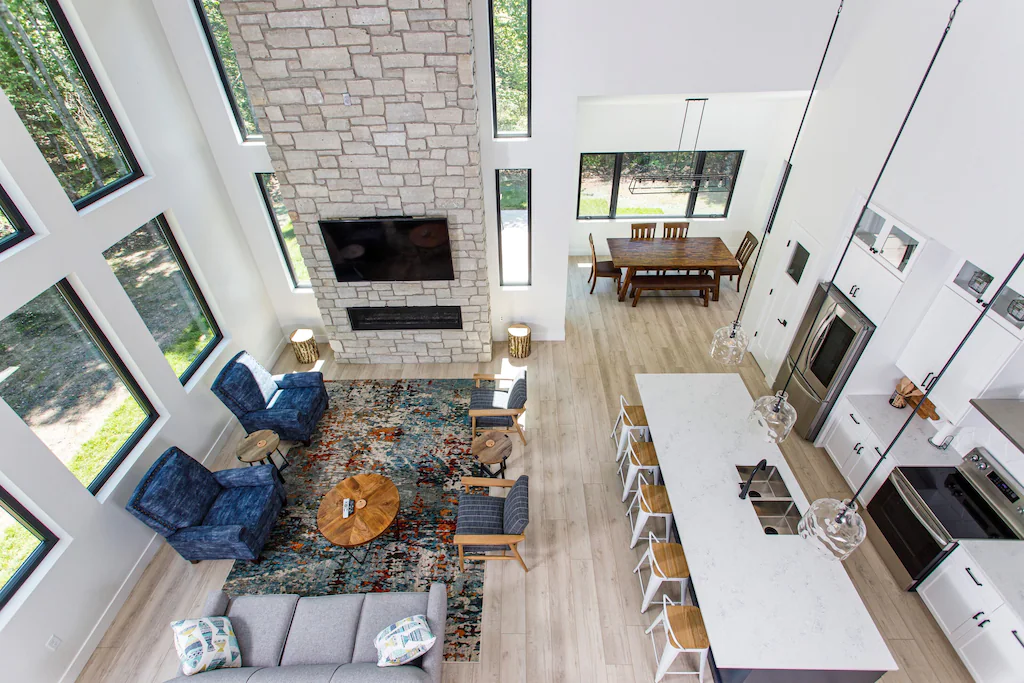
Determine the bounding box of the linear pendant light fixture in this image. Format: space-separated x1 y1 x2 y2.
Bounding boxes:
710 0 845 366
783 0 966 561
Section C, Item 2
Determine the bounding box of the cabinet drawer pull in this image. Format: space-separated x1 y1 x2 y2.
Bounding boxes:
977 619 991 628
854 442 864 454
923 372 934 387
1013 631 1024 649
849 413 861 425
973 611 985 620
777 318 788 327
966 567 983 586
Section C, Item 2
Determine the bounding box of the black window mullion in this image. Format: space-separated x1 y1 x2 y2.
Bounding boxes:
0 487 58 610
257 174 302 288
152 216 224 384
685 152 706 218
0 183 33 254
54 280 158 494
720 151 743 218
192 0 258 141
608 153 623 219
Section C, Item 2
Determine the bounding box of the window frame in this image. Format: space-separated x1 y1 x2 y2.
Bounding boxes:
35 0 143 209
0 183 33 254
488 0 531 139
576 150 744 220
0 487 58 611
137 215 224 384
495 168 532 286
191 0 260 141
256 173 310 289
52 279 159 493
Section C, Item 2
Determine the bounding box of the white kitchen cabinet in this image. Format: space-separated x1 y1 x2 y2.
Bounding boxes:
897 286 976 391
918 546 1005 639
833 241 902 324
852 203 925 280
954 605 1024 683
823 401 868 471
840 438 893 506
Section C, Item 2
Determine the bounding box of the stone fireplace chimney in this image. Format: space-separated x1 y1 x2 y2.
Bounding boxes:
221 0 490 363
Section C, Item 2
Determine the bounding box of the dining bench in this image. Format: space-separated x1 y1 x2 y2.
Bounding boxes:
629 273 718 307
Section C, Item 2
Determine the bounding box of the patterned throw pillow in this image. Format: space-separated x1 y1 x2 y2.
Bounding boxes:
373 614 436 667
170 616 242 676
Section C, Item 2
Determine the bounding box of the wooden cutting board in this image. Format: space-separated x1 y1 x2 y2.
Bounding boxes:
905 392 940 420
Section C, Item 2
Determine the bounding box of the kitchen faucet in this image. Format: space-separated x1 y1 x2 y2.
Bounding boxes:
739 459 768 499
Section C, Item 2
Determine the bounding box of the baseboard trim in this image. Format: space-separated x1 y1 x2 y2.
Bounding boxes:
59 534 161 683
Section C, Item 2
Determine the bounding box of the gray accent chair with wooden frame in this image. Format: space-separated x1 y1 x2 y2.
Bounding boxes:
454 475 529 572
469 369 527 445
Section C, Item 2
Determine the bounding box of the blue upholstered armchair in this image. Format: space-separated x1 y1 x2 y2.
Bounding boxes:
469 369 527 445
126 447 285 562
211 350 328 444
454 475 529 572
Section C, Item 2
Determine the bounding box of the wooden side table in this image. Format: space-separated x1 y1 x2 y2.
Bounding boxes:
472 431 513 478
508 323 531 358
236 430 290 476
318 474 400 564
290 329 319 364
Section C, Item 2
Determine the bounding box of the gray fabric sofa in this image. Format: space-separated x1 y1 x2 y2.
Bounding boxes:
168 584 446 683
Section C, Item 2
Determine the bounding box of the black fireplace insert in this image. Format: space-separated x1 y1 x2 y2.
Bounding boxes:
347 306 463 331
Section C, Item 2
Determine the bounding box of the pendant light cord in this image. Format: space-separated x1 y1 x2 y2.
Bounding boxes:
729 0 845 334
776 0 964 412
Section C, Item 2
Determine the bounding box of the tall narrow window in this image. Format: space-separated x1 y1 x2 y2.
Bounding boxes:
0 183 32 253
193 0 260 139
0 281 157 492
104 216 223 383
257 173 310 287
488 0 530 137
0 488 57 610
496 169 531 286
0 0 141 207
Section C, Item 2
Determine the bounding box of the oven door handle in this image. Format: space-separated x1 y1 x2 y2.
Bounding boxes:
889 470 955 548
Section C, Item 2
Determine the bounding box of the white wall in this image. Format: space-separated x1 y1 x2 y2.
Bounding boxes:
742 0 1024 395
0 0 286 680
571 93 805 259
472 0 843 341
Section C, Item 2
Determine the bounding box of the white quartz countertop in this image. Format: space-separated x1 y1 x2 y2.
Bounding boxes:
847 394 963 467
637 373 897 673
958 540 1024 618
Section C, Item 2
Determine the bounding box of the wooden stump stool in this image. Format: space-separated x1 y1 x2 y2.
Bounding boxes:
290 329 319 364
508 323 531 359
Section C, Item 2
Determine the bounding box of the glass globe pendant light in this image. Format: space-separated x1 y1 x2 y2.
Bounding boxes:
749 390 797 444
797 498 866 561
710 320 750 365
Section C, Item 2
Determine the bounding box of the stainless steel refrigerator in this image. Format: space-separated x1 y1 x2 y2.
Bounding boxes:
772 282 875 440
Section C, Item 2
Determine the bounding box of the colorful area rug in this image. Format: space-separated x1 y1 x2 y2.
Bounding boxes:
222 379 484 661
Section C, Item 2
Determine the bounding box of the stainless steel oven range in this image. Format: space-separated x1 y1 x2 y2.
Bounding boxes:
867 448 1024 590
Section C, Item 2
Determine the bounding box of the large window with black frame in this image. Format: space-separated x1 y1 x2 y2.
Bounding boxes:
488 0 530 137
577 151 743 220
0 487 57 610
0 281 158 493
0 183 32 254
496 169 531 286
0 0 142 207
257 173 310 287
104 215 224 384
192 0 260 139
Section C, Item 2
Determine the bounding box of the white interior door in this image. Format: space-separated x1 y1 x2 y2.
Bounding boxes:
750 223 823 385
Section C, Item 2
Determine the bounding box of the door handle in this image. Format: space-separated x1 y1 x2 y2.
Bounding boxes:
777 318 787 327
973 611 985 620
922 372 933 388
849 413 861 425
849 285 859 297
978 619 991 628
853 442 862 453
966 567 983 586
856 445 865 454
926 376 938 390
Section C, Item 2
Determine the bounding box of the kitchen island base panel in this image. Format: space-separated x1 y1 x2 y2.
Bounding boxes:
719 669 885 683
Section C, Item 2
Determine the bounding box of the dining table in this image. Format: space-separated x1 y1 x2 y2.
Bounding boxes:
606 236 739 302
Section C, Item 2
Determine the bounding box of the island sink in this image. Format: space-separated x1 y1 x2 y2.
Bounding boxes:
735 464 793 499
751 500 802 535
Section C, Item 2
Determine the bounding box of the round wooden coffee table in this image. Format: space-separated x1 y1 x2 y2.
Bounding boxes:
472 430 513 478
317 474 399 563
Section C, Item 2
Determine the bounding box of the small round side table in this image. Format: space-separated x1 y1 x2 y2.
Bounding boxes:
508 323 531 358
472 430 513 478
236 430 290 477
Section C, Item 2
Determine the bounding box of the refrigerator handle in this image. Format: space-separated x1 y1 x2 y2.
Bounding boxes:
804 309 835 373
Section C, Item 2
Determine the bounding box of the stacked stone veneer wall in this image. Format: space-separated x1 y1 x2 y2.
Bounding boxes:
222 0 490 363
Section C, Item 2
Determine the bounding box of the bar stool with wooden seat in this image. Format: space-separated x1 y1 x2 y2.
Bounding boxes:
619 431 660 502
610 395 649 463
631 223 656 239
634 531 690 612
645 596 710 682
627 472 673 549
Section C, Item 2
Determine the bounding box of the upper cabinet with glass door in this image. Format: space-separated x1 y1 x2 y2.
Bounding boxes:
852 203 924 281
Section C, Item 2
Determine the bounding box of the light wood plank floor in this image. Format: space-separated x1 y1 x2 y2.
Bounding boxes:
78 258 971 683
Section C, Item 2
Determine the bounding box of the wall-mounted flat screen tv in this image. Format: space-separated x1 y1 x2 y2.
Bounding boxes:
319 216 455 282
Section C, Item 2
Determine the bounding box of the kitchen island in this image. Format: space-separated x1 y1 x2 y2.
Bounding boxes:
637 373 897 683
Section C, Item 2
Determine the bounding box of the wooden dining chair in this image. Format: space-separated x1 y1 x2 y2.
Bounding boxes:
631 223 656 239
588 233 622 294
718 231 758 290
662 222 689 239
